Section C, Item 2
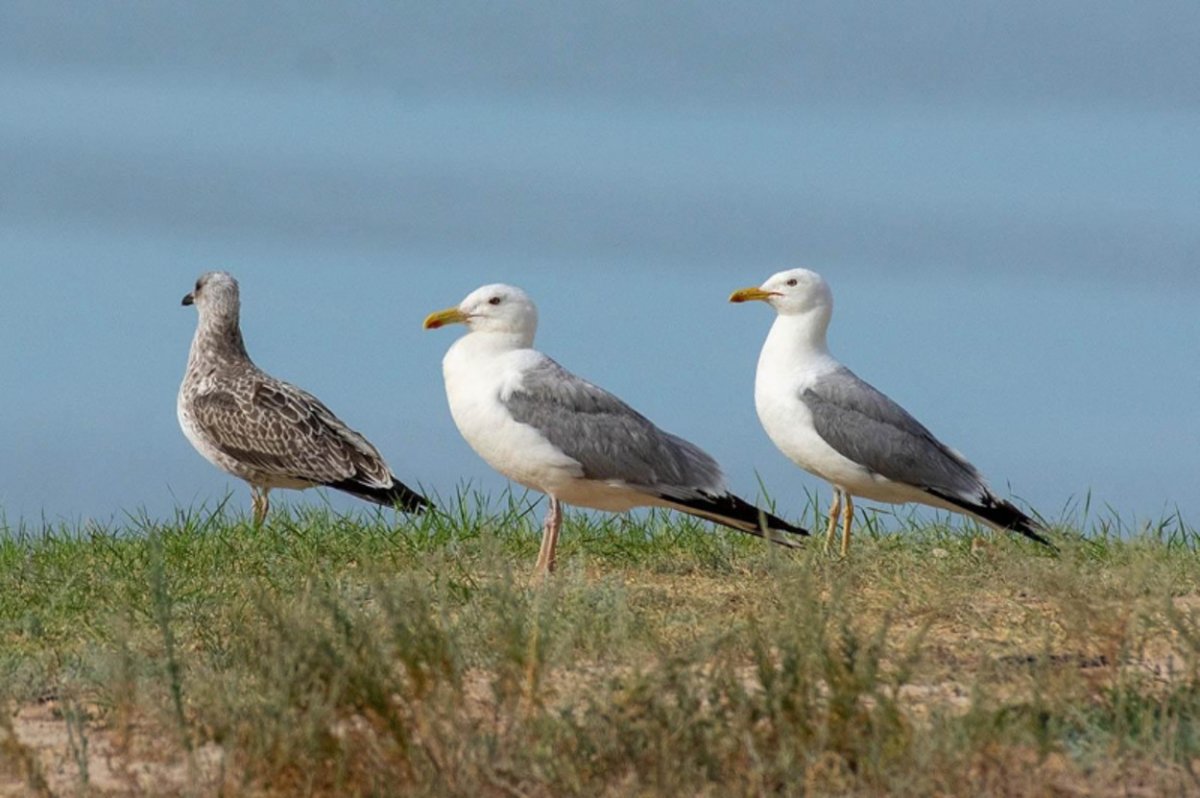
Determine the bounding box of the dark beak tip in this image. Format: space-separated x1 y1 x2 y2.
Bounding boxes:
182 293 194 306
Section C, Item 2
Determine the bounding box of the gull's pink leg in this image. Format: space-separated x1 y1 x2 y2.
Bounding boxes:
251 486 271 527
534 497 562 578
823 489 842 551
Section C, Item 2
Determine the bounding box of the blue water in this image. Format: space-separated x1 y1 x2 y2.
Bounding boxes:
1 3 1197 528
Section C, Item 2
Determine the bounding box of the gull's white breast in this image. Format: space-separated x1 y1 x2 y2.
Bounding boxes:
754 338 913 503
442 337 583 495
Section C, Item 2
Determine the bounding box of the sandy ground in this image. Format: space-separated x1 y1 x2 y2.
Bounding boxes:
1 701 225 797
3 582 1196 795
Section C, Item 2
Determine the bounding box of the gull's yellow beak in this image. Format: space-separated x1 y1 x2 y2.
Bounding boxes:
423 307 468 330
728 287 777 303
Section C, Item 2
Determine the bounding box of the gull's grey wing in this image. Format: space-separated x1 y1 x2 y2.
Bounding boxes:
503 358 726 498
801 367 984 497
189 375 395 489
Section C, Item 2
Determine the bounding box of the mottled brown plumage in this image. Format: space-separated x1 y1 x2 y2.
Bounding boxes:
177 271 429 523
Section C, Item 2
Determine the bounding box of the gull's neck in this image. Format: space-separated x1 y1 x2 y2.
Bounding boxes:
759 310 837 375
455 329 535 357
187 310 251 372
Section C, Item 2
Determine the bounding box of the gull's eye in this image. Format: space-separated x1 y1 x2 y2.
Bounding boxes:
195 280 203 292
488 296 502 306
785 278 798 287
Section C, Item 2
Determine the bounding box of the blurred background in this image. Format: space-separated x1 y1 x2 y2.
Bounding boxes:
1 2 1197 528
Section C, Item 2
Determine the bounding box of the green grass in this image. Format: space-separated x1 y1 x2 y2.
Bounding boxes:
1 493 1199 796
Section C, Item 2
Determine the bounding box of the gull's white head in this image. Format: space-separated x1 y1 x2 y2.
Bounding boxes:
729 268 833 317
182 271 241 321
424 283 538 343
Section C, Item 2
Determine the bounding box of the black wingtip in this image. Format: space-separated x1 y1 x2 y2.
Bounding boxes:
927 489 1055 550
1012 520 1056 550
664 492 810 546
758 509 811 539
328 477 433 513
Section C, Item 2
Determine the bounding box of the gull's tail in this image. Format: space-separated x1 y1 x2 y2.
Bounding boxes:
329 477 433 513
927 489 1054 549
662 492 810 547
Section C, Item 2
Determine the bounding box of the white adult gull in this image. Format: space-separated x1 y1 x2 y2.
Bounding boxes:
729 268 1051 554
424 283 809 575
178 271 431 524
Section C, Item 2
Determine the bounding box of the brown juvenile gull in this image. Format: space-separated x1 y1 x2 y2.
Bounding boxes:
178 271 430 523
423 283 809 577
729 267 1052 555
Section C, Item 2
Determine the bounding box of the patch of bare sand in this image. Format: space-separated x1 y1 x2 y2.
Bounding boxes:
0 701 226 797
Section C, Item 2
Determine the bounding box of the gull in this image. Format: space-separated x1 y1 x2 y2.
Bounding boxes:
730 268 1051 554
423 283 809 575
178 271 430 524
